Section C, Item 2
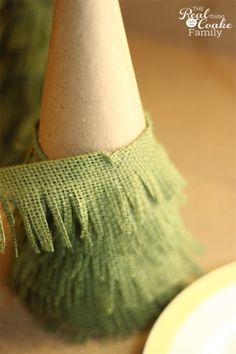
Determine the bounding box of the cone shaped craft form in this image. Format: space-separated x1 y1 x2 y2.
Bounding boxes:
0 0 201 341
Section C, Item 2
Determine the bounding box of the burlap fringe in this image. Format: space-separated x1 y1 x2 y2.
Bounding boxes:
0 127 186 257
0 116 203 339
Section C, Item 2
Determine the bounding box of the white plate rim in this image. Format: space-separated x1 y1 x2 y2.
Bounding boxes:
143 262 236 354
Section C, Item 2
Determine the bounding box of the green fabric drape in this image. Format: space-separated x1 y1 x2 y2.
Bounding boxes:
0 0 52 166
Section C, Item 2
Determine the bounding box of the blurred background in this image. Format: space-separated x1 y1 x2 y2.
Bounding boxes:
121 0 235 56
120 0 236 272
0 1 235 353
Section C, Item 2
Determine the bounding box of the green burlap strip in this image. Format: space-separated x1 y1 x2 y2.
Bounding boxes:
0 114 201 340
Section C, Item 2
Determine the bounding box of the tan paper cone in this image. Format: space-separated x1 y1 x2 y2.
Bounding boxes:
39 0 145 159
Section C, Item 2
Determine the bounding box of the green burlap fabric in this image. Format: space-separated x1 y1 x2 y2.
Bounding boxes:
0 115 200 340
